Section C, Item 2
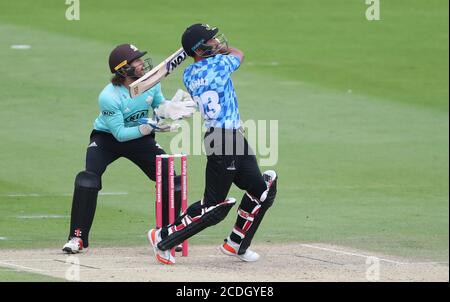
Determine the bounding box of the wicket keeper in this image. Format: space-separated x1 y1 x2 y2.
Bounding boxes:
62 44 195 253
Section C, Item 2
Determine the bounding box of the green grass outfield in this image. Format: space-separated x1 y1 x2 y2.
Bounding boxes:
0 0 448 281
0 268 65 282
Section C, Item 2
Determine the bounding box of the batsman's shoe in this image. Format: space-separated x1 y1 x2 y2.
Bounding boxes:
148 229 175 265
220 239 260 262
62 237 84 254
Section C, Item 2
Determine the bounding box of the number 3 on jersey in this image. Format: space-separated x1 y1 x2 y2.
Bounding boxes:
194 91 221 119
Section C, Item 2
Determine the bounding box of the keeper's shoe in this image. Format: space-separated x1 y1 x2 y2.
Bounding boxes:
62 237 84 254
148 229 175 265
219 239 260 262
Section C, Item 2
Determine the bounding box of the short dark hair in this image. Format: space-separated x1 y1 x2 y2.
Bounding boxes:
111 74 125 86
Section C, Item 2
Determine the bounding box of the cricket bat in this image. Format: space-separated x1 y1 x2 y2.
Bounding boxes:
129 48 188 98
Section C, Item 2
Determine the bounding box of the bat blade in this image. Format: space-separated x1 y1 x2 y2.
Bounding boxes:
129 47 188 98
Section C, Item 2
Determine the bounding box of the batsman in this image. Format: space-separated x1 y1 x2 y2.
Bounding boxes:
148 24 278 264
62 44 195 253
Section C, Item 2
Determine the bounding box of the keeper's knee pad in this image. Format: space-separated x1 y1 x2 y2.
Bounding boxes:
75 171 102 190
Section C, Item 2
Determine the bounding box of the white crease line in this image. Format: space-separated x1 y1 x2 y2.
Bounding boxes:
0 254 223 263
300 244 447 265
16 215 69 219
7 268 155 273
99 192 128 196
0 256 152 262
10 44 31 49
3 192 128 197
0 265 153 273
2 248 446 266
0 261 45 273
301 244 403 264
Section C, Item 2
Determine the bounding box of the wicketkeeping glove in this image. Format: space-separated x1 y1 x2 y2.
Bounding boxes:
154 89 197 120
137 117 180 134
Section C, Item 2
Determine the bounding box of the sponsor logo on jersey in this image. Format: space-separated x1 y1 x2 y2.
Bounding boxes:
102 110 115 116
124 110 148 123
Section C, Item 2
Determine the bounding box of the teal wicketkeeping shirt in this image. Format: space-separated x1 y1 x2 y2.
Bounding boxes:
93 83 164 142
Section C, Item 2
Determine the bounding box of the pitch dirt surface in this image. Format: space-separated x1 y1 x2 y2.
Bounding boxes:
0 243 448 282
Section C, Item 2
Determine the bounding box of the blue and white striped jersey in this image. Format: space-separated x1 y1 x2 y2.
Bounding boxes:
183 54 241 129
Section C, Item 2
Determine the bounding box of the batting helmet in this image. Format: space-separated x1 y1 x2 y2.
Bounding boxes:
181 24 219 57
108 44 151 77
